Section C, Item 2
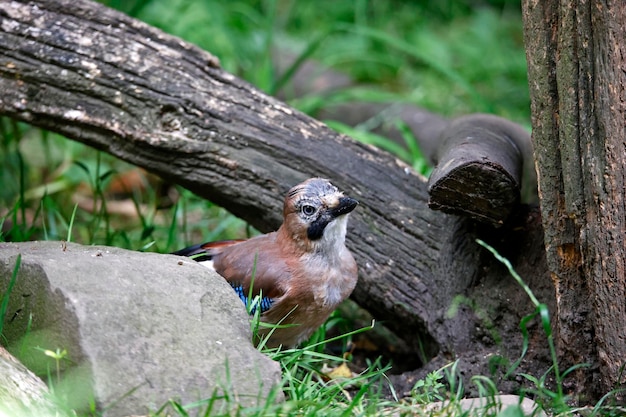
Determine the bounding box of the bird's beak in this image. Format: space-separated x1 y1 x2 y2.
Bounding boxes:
332 196 359 217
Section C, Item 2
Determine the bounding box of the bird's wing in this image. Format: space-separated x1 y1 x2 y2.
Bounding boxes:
173 235 289 314
211 233 291 301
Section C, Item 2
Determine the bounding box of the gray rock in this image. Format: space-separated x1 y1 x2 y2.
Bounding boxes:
424 394 546 416
0 241 282 416
0 345 68 417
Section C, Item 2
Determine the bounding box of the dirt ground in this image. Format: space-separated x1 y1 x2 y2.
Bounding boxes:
344 206 557 400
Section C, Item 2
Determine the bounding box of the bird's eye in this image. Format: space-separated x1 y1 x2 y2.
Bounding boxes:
301 204 316 216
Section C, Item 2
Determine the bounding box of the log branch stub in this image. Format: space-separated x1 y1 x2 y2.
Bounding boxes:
428 114 535 227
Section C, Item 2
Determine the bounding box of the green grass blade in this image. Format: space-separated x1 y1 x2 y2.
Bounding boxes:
476 239 541 306
66 203 79 243
0 254 21 338
270 30 330 96
166 202 180 251
477 239 572 409
505 309 536 378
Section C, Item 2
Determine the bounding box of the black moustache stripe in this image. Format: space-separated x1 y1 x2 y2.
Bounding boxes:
307 216 329 240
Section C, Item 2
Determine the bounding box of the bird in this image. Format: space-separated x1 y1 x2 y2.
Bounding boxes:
172 178 359 348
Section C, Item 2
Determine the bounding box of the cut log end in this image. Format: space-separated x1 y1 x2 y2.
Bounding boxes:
427 114 528 226
428 161 520 227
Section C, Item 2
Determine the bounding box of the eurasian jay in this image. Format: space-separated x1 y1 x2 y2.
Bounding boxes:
173 178 359 348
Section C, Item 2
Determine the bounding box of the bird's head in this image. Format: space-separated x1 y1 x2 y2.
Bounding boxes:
281 178 358 253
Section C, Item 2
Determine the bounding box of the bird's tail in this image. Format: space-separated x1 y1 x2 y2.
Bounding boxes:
171 240 244 262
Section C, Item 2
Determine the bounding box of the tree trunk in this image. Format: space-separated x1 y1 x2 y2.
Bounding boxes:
522 0 626 400
0 0 554 389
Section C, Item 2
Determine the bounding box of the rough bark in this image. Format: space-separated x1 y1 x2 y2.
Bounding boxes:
0 0 552 379
522 0 626 400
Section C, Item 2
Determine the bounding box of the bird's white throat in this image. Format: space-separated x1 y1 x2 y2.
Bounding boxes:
314 214 349 257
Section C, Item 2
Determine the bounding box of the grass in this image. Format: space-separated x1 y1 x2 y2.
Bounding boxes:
3 0 617 415
3 247 621 416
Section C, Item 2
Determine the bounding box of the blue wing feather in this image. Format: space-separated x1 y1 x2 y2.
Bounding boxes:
231 284 274 315
173 240 275 314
